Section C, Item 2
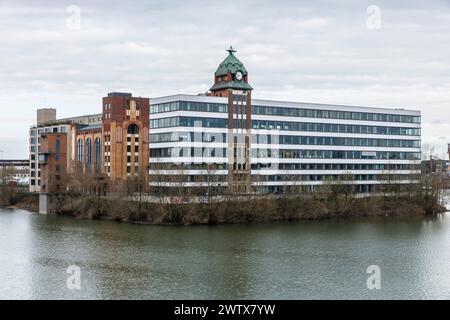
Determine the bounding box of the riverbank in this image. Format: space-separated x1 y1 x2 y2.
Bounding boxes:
2 188 446 225
47 192 447 225
0 189 38 212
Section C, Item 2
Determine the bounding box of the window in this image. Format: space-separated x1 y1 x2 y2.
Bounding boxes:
77 139 84 163
95 138 101 173
127 124 139 134
56 139 61 161
86 138 92 165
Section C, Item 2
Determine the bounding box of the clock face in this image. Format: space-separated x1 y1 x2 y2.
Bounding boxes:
235 71 243 81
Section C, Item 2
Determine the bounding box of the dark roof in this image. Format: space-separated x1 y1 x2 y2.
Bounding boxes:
78 124 102 132
210 81 253 91
108 92 132 98
211 47 253 92
215 47 248 77
0 160 29 168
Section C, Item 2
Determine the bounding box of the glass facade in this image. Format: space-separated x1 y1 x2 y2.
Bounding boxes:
148 97 421 193
151 101 227 114
151 101 421 124
252 105 421 123
150 147 420 161
273 136 420 148
252 120 420 136
150 117 227 129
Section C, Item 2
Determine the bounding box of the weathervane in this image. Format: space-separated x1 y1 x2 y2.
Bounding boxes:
227 46 236 55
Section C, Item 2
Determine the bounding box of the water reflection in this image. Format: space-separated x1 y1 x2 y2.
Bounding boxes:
0 209 449 300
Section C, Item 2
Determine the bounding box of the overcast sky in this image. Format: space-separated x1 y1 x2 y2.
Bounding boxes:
0 0 449 159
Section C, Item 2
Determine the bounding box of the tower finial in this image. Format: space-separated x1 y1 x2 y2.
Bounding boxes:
227 46 236 55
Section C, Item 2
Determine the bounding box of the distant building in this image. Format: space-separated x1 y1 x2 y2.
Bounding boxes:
29 47 422 194
29 93 150 193
29 111 102 192
0 159 29 185
421 159 450 176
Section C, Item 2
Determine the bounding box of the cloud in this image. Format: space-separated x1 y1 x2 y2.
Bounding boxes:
0 0 449 158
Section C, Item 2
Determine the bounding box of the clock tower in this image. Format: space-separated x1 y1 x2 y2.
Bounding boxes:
210 47 253 194
210 46 253 97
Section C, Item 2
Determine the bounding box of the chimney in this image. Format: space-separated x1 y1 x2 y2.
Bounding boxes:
37 108 56 126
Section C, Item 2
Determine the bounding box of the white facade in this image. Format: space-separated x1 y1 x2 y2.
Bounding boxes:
148 94 421 193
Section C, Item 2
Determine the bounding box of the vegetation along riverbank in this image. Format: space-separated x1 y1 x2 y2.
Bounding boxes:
2 175 446 225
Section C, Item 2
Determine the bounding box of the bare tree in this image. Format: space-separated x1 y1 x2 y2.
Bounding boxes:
0 165 18 206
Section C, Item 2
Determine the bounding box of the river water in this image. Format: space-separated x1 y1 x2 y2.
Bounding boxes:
0 207 449 300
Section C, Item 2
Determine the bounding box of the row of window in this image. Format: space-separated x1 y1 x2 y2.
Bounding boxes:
150 132 420 148
30 126 67 137
150 116 422 134
252 105 421 123
150 148 227 158
273 136 420 148
274 150 421 160
77 138 102 166
30 137 40 145
148 163 228 171
150 147 421 161
150 132 421 148
148 173 416 183
30 169 41 177
252 120 420 136
30 179 41 186
150 117 227 129
258 184 415 194
254 163 420 171
149 100 421 124
150 101 227 114
150 132 227 144
254 174 419 182
147 162 418 172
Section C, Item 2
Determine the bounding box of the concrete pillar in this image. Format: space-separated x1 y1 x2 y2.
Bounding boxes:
39 193 48 214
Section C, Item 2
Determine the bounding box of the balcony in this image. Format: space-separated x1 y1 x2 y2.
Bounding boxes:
38 153 49 164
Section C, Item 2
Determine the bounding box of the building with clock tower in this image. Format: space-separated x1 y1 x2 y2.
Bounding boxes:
30 46 422 197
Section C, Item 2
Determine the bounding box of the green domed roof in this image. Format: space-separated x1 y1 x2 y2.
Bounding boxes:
215 47 248 76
